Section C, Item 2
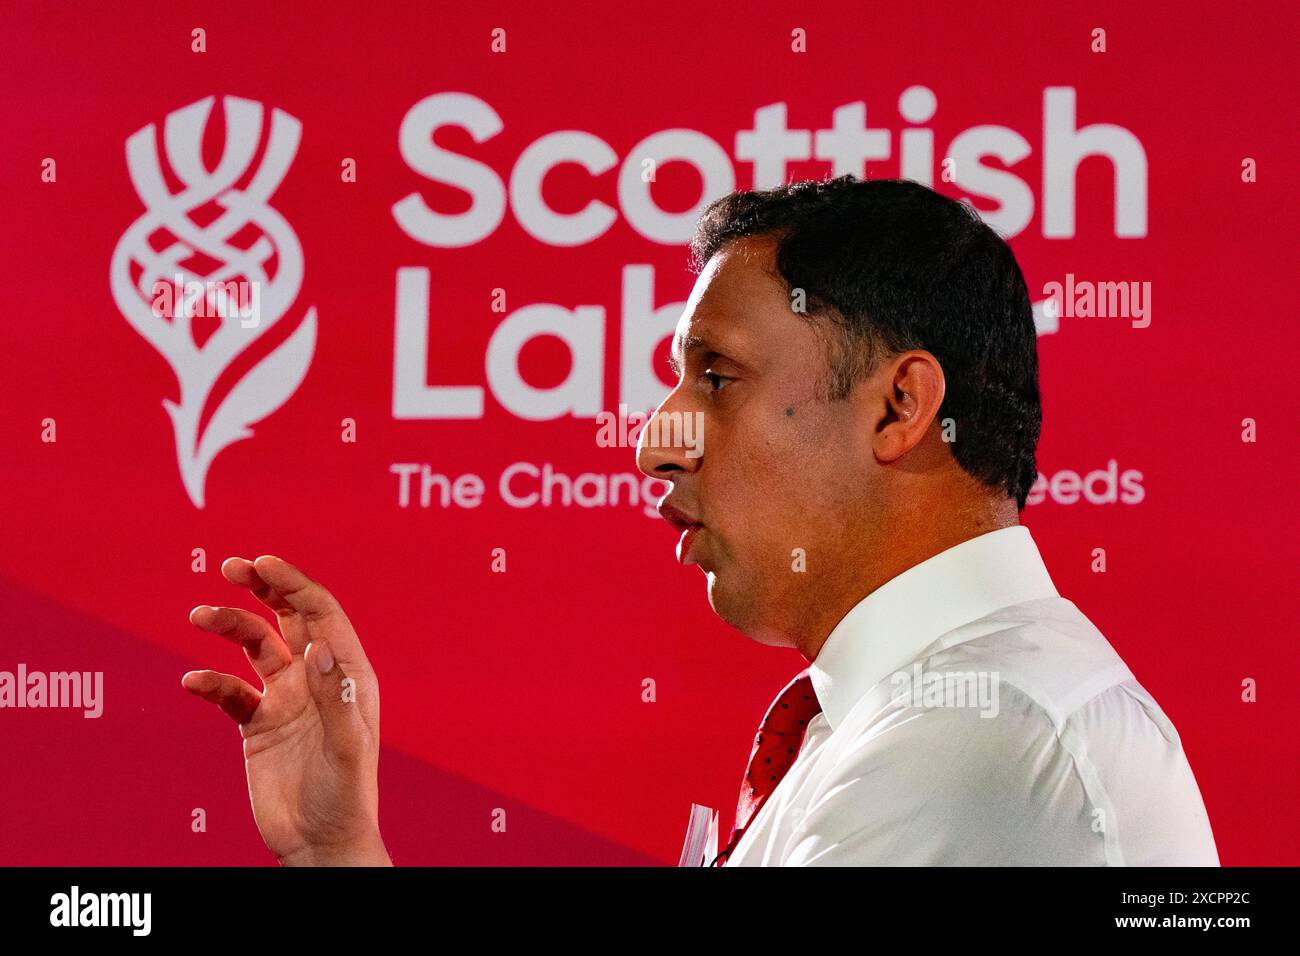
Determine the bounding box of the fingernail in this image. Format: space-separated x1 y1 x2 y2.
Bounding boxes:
315 643 335 673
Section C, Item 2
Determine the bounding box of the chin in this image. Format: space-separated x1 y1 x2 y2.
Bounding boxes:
704 569 735 619
705 571 781 645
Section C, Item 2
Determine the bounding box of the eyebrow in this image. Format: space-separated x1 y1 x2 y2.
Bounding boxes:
667 332 709 377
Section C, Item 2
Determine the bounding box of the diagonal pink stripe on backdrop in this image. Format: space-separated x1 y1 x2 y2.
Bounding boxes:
0 575 657 865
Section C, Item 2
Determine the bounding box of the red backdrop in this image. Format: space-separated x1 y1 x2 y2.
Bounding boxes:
1 0 1296 865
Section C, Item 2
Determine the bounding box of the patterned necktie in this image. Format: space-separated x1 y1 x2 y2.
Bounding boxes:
712 669 823 865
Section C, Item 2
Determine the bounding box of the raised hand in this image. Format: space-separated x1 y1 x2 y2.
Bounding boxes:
181 555 391 866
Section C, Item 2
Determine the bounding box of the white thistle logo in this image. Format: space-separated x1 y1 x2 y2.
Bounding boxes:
110 95 316 508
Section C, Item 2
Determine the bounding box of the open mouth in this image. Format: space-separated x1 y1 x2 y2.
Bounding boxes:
657 501 704 566
657 502 699 533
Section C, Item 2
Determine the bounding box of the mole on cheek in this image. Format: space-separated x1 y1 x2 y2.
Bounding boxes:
785 406 794 417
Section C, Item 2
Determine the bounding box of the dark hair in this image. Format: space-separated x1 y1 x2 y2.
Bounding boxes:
688 175 1041 509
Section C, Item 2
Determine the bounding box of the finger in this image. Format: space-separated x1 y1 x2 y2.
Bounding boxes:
304 641 372 761
181 670 262 724
221 556 295 615
250 555 370 671
220 556 309 654
189 605 293 681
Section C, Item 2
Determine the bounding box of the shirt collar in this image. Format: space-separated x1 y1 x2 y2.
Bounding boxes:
808 525 1058 731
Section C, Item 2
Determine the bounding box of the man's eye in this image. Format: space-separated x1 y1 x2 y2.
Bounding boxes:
704 371 732 391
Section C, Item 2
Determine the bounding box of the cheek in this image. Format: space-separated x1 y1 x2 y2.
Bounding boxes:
737 417 860 533
728 406 837 480
705 422 820 536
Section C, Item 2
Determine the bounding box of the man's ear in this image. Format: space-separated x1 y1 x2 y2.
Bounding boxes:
872 350 946 464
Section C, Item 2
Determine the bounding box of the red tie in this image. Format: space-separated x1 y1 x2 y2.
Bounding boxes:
713 669 823 865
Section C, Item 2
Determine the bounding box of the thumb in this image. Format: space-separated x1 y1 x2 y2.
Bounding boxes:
305 640 368 760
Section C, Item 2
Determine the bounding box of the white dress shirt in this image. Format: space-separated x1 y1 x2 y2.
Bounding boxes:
725 526 1219 866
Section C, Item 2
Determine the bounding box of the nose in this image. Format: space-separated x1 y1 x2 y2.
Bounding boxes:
636 391 702 481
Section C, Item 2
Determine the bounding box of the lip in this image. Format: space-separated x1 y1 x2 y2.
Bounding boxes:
657 501 704 566
675 525 702 566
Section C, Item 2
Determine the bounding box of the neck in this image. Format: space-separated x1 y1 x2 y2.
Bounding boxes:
792 495 1019 661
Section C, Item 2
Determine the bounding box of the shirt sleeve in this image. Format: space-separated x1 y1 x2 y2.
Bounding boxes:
781 682 1109 865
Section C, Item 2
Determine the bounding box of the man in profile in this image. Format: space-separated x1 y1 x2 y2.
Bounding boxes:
182 176 1218 866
